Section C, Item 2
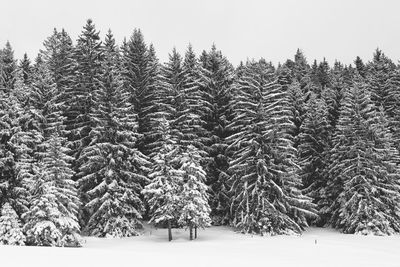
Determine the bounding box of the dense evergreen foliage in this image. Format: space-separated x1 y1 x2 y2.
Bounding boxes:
0 202 25 245
1 20 400 246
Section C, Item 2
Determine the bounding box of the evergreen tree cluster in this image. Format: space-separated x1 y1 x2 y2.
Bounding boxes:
1 20 400 246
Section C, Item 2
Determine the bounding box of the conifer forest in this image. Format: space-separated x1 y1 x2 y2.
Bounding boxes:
1 19 400 247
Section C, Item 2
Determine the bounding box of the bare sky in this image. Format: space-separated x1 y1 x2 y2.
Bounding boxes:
1 0 400 66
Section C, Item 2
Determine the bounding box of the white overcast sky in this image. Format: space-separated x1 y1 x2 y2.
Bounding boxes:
1 0 399 66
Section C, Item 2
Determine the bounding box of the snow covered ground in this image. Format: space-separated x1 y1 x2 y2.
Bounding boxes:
1 225 400 267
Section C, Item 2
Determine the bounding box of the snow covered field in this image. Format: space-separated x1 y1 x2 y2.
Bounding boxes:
1 226 399 267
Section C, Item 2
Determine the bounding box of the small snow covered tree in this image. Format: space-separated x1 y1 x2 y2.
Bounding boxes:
23 111 82 246
179 145 211 240
0 202 25 245
142 117 183 241
23 129 81 246
23 127 81 247
23 162 64 246
327 77 400 235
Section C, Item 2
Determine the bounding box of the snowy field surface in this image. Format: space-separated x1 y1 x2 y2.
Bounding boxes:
1 225 400 267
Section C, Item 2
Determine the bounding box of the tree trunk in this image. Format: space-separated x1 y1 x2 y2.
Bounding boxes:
189 225 193 240
195 226 197 239
168 220 172 242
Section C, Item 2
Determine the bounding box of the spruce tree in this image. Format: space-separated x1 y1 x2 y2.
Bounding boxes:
327 78 400 235
0 89 30 216
366 49 394 110
286 80 307 148
69 19 103 175
158 48 184 143
19 53 32 85
298 94 331 224
143 43 164 157
178 45 206 151
0 202 25 245
79 31 149 237
227 61 315 235
321 63 345 129
23 131 81 246
121 29 157 156
293 49 310 89
142 117 183 241
354 56 366 78
23 60 81 246
0 41 17 90
179 145 211 240
385 68 400 154
199 45 235 225
317 58 331 91
40 28 76 125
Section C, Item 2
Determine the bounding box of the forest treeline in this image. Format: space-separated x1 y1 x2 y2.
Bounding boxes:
1 19 400 246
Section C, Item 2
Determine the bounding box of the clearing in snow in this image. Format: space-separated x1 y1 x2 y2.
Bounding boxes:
1 225 399 267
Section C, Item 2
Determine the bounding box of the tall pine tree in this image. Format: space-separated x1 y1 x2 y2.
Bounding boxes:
79 32 149 237
227 61 315 235
326 78 400 235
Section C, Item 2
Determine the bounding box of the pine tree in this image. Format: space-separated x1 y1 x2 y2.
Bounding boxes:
298 94 331 224
23 132 81 246
79 31 149 237
19 53 32 85
227 61 315 235
68 19 103 175
366 49 394 110
199 45 235 225
40 28 75 125
0 91 19 207
354 56 366 78
179 145 211 240
317 58 331 91
158 48 184 143
142 117 183 241
385 68 400 154
121 29 157 156
143 43 164 157
10 71 41 216
326 78 400 235
23 59 81 246
0 202 25 245
23 160 63 246
0 41 17 90
286 80 308 148
293 49 310 89
178 45 206 151
0 89 30 216
321 63 345 129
